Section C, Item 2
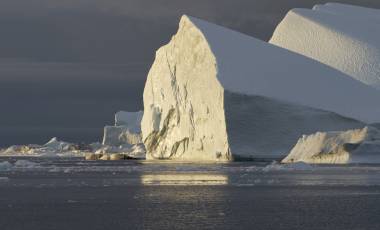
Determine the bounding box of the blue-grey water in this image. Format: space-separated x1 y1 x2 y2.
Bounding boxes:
1 157 380 230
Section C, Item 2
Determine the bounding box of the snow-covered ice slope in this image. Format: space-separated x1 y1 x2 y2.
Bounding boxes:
270 3 380 89
142 15 380 161
312 2 380 19
282 126 380 164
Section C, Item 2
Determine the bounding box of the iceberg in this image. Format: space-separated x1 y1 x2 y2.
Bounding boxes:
102 126 142 146
0 111 146 159
141 15 380 161
270 3 380 89
282 126 380 164
95 110 146 159
43 137 77 151
115 111 143 132
0 138 84 157
102 111 143 146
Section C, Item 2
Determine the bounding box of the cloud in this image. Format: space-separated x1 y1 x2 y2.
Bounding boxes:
0 62 146 146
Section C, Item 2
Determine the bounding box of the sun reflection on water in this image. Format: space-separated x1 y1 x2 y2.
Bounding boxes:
141 173 228 186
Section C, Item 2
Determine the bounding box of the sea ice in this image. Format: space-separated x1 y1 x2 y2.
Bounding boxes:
14 160 40 168
0 161 12 171
262 161 314 172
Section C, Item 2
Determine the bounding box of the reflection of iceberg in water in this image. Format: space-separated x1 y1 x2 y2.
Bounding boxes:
141 173 228 185
137 177 229 228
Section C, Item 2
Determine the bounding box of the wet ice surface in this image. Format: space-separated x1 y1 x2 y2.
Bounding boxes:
1 157 380 230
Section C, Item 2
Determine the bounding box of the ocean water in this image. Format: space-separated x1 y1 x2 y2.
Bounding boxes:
0 157 380 230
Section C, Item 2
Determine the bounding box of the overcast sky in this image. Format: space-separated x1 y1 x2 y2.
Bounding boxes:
1 0 379 146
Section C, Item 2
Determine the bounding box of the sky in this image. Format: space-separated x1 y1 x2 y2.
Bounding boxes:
1 0 379 146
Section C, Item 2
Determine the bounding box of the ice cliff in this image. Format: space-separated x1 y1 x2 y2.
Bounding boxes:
102 111 143 146
141 15 380 161
282 126 380 164
97 110 145 159
270 3 380 89
114 111 142 132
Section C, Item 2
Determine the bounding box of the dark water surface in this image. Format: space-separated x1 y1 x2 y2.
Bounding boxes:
0 158 380 230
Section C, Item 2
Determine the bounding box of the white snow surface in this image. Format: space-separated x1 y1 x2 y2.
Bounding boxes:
282 126 380 164
142 15 380 161
188 15 380 123
270 3 380 89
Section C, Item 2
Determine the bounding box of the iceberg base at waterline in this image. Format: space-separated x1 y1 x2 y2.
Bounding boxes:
282 126 380 164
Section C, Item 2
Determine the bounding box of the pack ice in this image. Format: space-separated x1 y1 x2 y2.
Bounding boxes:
282 126 380 164
270 3 380 89
141 15 380 161
0 137 81 157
